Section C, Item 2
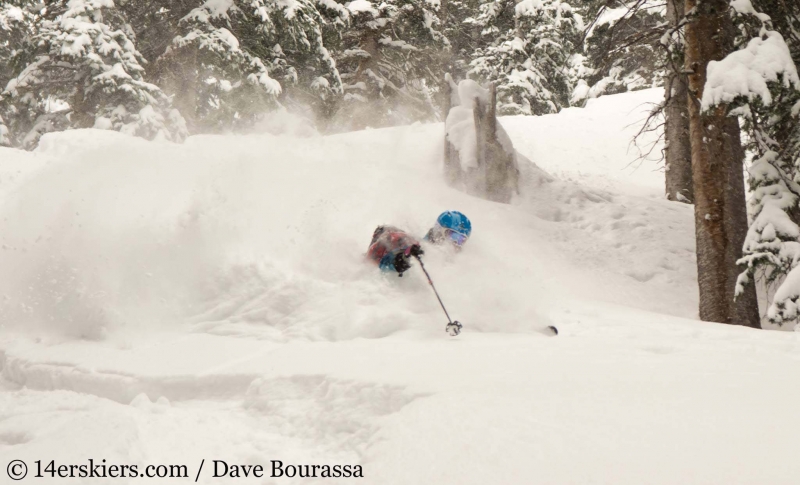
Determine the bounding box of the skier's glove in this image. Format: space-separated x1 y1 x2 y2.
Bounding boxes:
408 244 424 258
394 252 411 276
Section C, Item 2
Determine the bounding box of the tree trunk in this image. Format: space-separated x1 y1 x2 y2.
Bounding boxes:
513 0 523 38
723 120 760 326
664 0 693 203
355 30 380 84
71 80 94 129
444 81 518 203
684 0 760 327
444 77 452 174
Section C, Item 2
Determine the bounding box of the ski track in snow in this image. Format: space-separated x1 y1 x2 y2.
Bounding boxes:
1 88 799 484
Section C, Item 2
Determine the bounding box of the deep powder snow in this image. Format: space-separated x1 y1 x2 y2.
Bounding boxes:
1 88 798 484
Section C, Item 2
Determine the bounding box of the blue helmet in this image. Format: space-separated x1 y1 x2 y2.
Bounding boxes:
437 211 472 236
436 211 471 246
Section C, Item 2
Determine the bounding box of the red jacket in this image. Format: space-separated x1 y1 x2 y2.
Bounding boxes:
367 226 420 273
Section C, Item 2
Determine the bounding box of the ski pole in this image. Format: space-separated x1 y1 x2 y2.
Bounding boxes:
413 255 462 336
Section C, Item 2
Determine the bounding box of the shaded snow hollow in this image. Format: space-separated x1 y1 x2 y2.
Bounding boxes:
1 88 798 484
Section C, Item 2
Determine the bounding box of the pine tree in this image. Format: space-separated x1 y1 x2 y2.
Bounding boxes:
1 0 187 148
260 0 348 120
328 0 448 130
0 1 38 147
441 0 482 77
0 1 35 92
146 0 346 132
150 1 282 133
468 0 581 116
732 0 800 325
574 0 664 103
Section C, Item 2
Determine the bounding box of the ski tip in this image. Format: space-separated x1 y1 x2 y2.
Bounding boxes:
546 325 559 336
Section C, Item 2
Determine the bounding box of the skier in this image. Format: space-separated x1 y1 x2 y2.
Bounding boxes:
424 211 472 250
367 225 424 276
366 224 463 335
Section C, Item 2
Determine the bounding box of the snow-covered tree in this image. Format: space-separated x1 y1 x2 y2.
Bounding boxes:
152 2 281 133
737 151 800 324
1 0 187 148
327 0 448 130
736 116 800 325
711 0 800 326
468 0 581 116
0 2 36 91
0 1 37 147
148 0 346 132
441 0 480 77
262 0 348 119
574 0 664 103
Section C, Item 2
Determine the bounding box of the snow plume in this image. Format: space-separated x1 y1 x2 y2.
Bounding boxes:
0 123 532 342
0 131 233 340
702 31 800 110
248 106 320 137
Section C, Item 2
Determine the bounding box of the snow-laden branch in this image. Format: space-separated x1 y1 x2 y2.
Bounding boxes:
702 31 800 110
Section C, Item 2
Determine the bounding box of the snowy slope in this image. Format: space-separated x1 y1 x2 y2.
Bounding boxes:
1 88 798 484
503 88 666 198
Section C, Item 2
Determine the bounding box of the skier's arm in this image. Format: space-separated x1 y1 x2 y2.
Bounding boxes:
379 244 422 275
